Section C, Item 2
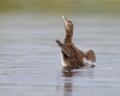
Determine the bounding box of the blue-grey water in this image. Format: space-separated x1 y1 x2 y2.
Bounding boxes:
0 14 120 96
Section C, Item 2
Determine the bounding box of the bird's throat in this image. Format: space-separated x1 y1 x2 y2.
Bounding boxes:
64 34 73 43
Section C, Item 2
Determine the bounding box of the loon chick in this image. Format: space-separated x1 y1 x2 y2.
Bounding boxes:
56 16 96 72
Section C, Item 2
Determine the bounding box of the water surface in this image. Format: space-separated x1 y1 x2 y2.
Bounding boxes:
0 14 120 96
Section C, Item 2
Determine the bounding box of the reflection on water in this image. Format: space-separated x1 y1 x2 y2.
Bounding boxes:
0 13 120 96
62 68 95 96
63 72 73 96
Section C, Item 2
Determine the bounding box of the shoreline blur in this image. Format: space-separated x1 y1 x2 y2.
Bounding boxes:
0 0 120 15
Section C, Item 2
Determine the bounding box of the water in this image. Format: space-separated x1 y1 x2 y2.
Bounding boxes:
0 13 120 96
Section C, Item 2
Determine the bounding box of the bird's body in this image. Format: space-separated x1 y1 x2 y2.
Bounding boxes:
56 16 96 72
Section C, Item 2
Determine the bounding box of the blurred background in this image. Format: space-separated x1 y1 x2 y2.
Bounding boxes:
0 0 120 96
0 0 120 15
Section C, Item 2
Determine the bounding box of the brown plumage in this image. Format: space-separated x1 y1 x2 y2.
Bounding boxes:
56 16 96 71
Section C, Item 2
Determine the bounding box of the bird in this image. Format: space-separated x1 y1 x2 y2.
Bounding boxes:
56 16 96 72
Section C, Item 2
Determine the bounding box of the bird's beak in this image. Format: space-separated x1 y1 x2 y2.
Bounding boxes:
62 15 68 27
62 15 67 21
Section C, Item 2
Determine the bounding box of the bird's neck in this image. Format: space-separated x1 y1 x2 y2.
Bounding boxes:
64 34 73 43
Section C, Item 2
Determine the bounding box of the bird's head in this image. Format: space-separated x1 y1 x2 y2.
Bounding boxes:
62 15 73 36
